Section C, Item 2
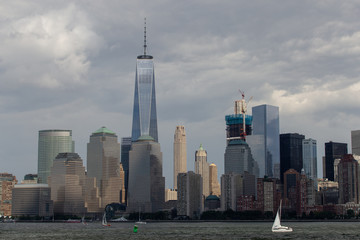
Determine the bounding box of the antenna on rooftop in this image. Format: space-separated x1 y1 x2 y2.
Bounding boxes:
143 18 147 56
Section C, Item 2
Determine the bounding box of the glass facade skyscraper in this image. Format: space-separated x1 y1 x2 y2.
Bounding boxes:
251 105 280 178
131 51 158 142
37 130 74 184
302 138 317 187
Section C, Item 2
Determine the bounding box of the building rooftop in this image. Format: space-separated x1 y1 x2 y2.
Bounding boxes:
93 126 116 135
137 135 155 141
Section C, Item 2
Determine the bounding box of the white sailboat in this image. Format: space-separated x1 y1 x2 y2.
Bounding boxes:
272 200 293 232
102 212 111 227
135 207 146 225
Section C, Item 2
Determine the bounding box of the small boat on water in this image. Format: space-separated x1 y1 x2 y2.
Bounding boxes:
272 200 293 232
135 208 146 225
102 212 111 227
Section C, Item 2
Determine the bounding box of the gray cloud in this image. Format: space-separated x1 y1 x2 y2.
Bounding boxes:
1 1 359 188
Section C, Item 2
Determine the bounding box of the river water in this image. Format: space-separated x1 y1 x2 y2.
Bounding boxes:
1 221 360 239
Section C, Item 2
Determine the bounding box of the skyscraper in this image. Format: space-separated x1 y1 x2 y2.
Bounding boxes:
121 136 132 203
302 138 317 188
224 139 259 177
351 130 360 156
325 141 348 181
127 135 165 213
209 163 221 196
38 130 74 184
131 21 158 142
280 133 305 183
174 126 187 189
338 154 358 204
177 171 203 219
251 104 280 178
87 127 124 208
195 144 210 197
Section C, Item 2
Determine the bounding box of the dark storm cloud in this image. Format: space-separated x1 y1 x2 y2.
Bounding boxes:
1 1 360 187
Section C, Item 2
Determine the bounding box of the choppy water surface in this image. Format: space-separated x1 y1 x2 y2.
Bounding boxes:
1 221 360 239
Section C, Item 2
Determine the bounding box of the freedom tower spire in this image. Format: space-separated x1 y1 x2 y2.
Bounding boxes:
131 18 158 142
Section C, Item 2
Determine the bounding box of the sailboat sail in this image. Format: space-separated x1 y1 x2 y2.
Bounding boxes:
271 200 292 232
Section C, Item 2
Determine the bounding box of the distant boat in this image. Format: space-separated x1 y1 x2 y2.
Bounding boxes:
272 200 293 232
135 207 146 225
66 219 81 223
102 213 111 227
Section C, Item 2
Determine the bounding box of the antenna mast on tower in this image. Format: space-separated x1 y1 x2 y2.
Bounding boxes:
143 18 147 56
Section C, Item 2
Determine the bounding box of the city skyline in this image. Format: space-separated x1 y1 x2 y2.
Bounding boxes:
1 1 359 189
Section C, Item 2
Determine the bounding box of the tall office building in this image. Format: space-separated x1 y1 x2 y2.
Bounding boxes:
38 130 74 183
325 141 348 181
224 139 259 177
177 171 203 219
121 136 132 204
0 173 18 216
195 144 210 197
174 126 187 189
127 135 165 213
280 133 305 183
209 163 221 196
48 153 87 216
283 169 300 212
338 154 358 204
131 22 158 142
87 127 124 208
351 130 360 156
302 138 318 188
251 104 280 178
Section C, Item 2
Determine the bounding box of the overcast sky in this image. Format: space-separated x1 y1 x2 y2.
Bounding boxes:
1 1 360 188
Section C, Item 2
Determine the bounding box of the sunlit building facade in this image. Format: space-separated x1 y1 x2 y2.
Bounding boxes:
174 126 187 190
195 144 210 197
0 173 17 216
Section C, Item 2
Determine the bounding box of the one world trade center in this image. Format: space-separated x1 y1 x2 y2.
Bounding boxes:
131 20 158 142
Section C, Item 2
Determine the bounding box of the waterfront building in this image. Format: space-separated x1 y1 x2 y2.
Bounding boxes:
131 22 158 142
351 130 360 156
280 133 305 183
338 154 358 204
87 127 124 208
256 177 279 214
48 153 87 216
283 169 300 212
251 104 280 179
177 171 203 219
220 173 243 211
325 141 348 181
11 184 53 217
0 173 17 216
209 163 221 196
173 126 187 190
302 138 318 188
127 135 165 213
121 136 132 204
37 130 74 184
195 144 210 197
